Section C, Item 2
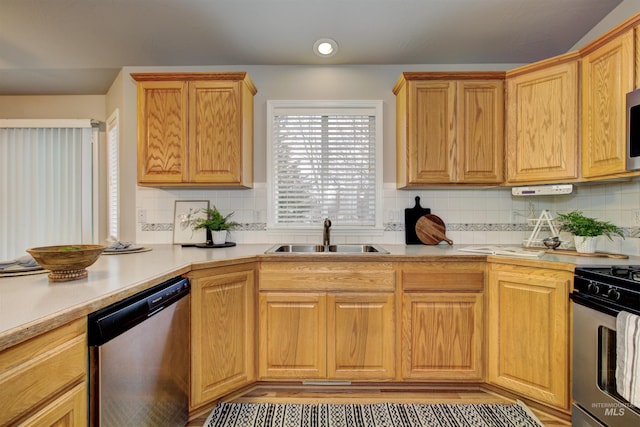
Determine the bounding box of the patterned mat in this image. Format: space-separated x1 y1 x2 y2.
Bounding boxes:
204 402 543 427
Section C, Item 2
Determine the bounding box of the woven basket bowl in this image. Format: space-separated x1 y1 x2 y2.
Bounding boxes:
26 244 106 282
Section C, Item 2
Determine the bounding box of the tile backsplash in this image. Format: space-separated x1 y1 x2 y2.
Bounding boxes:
136 180 640 255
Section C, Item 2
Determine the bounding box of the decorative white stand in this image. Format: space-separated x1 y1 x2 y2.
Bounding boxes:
524 210 560 248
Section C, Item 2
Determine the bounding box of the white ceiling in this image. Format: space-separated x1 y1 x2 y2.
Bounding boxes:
0 0 623 95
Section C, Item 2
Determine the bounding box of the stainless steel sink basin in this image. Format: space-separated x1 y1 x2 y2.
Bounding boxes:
326 244 384 253
265 244 388 254
268 244 325 253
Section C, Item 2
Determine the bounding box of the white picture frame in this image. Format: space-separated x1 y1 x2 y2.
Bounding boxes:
173 200 210 245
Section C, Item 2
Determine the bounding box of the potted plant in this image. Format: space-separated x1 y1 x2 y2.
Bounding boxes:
555 210 624 253
192 206 239 245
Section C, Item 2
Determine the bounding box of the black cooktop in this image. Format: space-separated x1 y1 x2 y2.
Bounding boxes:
576 266 640 286
574 266 640 312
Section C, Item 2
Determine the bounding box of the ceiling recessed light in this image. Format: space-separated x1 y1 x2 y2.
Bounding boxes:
313 38 338 58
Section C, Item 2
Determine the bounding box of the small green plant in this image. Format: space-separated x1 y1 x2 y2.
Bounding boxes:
556 210 624 240
192 206 239 232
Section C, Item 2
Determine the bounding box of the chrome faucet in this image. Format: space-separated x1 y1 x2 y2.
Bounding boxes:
323 218 332 246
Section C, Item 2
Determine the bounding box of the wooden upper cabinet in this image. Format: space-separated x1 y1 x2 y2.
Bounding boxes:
457 80 505 183
394 72 504 187
135 79 188 184
132 72 256 187
581 30 634 179
406 80 456 183
505 53 580 184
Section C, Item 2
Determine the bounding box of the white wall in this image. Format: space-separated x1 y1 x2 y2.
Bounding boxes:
0 95 105 120
572 0 640 49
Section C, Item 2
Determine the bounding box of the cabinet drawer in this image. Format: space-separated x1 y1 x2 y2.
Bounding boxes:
0 319 87 426
259 261 396 292
18 382 87 427
402 261 484 292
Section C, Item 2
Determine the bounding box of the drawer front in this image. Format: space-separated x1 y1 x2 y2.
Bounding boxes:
402 262 484 292
0 319 87 426
259 261 396 292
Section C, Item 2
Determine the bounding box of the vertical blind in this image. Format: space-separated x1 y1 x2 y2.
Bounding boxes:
269 102 382 229
106 110 119 241
0 120 97 260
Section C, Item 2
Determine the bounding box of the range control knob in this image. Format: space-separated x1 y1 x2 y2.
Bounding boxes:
587 281 600 295
607 287 621 301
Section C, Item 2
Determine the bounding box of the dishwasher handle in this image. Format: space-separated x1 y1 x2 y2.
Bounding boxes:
88 276 189 346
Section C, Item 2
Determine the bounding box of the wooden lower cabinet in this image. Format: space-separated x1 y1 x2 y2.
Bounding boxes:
259 291 396 380
487 262 572 411
327 293 396 379
402 292 483 380
0 318 87 427
259 292 327 379
400 261 485 381
258 260 397 381
18 383 87 427
189 263 256 410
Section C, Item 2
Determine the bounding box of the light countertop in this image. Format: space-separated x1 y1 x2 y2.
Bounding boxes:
1 243 638 351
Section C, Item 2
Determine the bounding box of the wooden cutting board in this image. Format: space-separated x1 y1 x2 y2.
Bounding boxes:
415 214 453 245
404 196 431 244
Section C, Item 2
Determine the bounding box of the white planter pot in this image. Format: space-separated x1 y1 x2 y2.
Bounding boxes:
212 230 227 245
574 236 598 253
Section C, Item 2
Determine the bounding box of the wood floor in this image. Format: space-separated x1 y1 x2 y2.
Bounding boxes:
186 383 571 427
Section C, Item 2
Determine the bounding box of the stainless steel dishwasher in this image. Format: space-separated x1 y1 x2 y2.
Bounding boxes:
88 276 190 427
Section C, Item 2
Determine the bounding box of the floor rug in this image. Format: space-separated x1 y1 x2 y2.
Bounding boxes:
203 401 544 427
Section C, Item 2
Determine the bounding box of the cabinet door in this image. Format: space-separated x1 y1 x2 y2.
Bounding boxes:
327 293 396 380
506 60 579 183
457 80 504 183
190 267 255 407
407 80 456 183
259 292 327 379
189 81 243 184
18 383 86 427
582 30 634 178
136 80 188 184
487 265 570 410
402 293 483 380
0 319 87 426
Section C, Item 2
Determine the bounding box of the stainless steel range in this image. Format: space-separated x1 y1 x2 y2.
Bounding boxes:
572 266 640 426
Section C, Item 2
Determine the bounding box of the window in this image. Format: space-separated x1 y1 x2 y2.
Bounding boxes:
106 110 120 241
267 100 383 232
0 119 98 260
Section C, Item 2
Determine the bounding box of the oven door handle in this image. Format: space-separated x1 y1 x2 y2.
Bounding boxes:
570 291 622 317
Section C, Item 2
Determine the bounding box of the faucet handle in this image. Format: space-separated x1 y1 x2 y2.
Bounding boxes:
324 218 332 227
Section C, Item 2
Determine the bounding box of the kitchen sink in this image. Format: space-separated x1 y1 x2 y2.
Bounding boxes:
267 244 325 253
265 244 388 254
326 244 384 253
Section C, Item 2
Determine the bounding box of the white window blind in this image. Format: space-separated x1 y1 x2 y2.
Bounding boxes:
267 101 383 231
106 110 119 242
0 119 98 260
